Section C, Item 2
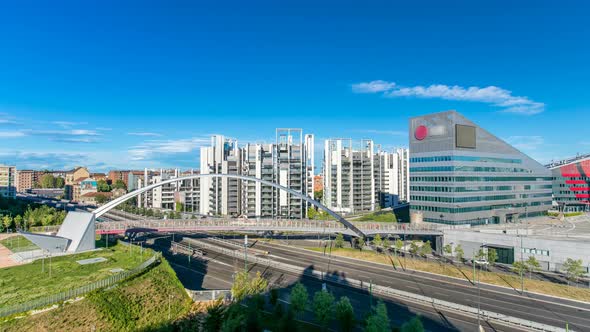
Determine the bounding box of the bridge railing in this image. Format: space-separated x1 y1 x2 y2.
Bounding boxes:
95 218 445 234
0 251 160 318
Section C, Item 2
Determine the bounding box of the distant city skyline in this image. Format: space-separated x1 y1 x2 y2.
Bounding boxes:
1 1 589 171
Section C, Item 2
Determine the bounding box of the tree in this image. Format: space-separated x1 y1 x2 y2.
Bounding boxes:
95 194 109 204
373 234 383 248
40 174 56 188
231 271 268 302
409 241 420 256
401 316 425 332
475 249 486 262
14 215 23 230
395 239 404 254
455 244 464 262
335 296 355 332
382 237 390 250
335 233 344 248
420 240 432 257
314 189 323 202
443 244 452 256
562 258 585 285
2 215 13 230
290 282 308 318
487 248 498 267
97 179 111 192
312 290 334 329
525 256 541 278
203 299 225 332
55 177 65 188
365 301 390 332
112 179 126 190
512 261 527 277
307 207 317 219
356 237 365 251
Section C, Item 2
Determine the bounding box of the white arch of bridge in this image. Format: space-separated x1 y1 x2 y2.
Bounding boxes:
93 174 366 237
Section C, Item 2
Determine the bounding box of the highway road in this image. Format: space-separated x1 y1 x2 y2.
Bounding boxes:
149 237 528 332
178 236 590 332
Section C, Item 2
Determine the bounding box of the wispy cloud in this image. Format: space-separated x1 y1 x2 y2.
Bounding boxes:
352 80 544 115
351 80 396 93
0 112 19 125
505 136 544 151
128 132 163 137
24 129 103 143
52 121 88 128
128 137 209 161
0 131 26 138
0 151 89 170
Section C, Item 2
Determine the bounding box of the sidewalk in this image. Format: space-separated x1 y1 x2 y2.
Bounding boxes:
0 242 21 268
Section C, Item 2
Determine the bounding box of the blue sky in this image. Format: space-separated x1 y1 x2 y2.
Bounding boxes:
1 0 589 172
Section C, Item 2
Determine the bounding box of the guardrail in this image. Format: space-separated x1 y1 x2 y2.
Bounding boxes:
181 239 570 332
187 289 231 302
0 252 161 318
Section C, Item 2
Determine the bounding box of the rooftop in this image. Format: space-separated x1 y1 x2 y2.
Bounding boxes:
545 153 590 169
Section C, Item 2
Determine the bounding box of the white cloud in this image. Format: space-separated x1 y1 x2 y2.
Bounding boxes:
0 131 26 138
128 137 209 161
352 80 544 115
351 80 396 93
23 129 102 143
52 121 88 128
128 132 163 137
0 112 19 125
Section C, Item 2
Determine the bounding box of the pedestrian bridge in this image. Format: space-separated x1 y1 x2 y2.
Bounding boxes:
92 218 445 237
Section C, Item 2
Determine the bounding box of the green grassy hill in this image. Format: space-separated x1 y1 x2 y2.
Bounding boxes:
1 258 192 331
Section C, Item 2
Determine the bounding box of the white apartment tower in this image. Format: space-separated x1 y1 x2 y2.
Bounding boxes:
323 139 375 214
275 129 314 219
374 147 410 208
200 135 242 216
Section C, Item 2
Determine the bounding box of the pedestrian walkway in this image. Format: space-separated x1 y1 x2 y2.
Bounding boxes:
0 242 21 268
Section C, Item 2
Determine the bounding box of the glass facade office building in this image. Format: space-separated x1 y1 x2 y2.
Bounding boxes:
409 111 552 225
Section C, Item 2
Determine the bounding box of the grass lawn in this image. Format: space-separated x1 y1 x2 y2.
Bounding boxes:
0 241 153 307
0 235 39 253
1 258 193 331
356 211 397 222
306 247 590 303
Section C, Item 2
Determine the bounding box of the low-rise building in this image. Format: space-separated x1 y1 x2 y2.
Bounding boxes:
16 169 40 193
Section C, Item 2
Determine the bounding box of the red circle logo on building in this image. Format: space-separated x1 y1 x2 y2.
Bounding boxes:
415 125 428 140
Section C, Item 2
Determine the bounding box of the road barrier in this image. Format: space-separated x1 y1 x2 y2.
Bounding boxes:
187 289 231 302
0 252 160 318
181 238 571 332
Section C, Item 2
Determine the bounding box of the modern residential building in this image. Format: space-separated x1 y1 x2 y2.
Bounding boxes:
241 143 275 218
275 129 314 218
16 169 40 193
200 135 242 216
546 153 590 212
373 147 410 208
409 110 552 225
323 139 375 214
0 165 17 198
